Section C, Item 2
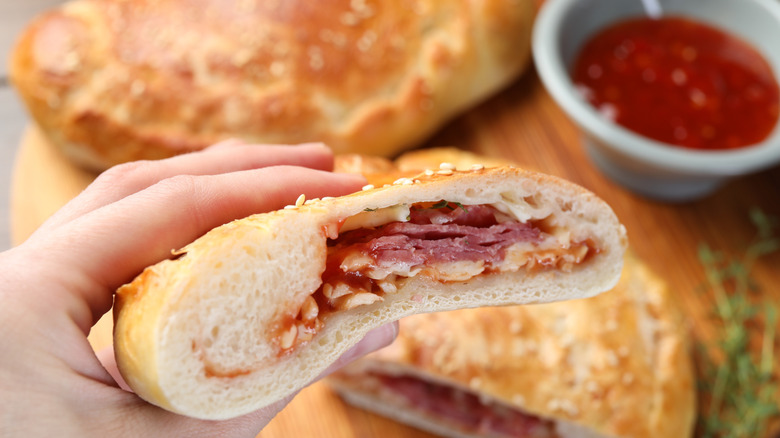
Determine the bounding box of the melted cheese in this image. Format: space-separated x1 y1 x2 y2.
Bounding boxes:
341 204 411 232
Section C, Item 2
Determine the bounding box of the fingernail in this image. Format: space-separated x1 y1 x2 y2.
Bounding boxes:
357 323 398 354
339 172 368 183
340 323 397 363
375 321 399 348
208 138 246 149
315 322 399 380
296 142 329 150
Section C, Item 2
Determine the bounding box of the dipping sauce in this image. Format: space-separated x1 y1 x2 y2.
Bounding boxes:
572 16 780 150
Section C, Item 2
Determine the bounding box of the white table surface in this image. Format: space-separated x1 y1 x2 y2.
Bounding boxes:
1 0 64 251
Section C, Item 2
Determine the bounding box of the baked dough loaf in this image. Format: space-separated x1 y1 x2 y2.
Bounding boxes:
10 0 535 171
113 165 626 420
328 253 696 438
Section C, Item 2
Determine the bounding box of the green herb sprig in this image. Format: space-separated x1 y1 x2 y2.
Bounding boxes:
697 208 780 438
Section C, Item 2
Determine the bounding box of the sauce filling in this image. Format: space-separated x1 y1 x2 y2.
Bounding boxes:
572 16 779 150
275 202 594 353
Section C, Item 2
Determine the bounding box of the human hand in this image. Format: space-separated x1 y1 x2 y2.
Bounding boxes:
0 142 398 437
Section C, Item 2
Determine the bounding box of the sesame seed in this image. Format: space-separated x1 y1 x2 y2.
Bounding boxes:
424 169 435 176
321 197 335 201
362 184 375 191
383 184 391 188
340 12 358 26
357 30 377 52
350 0 367 11
269 61 285 77
393 177 413 185
308 47 324 70
130 80 146 96
560 400 579 416
413 179 421 184
471 163 485 171
295 194 306 207
284 205 297 210
606 350 619 367
436 169 454 176
439 162 456 170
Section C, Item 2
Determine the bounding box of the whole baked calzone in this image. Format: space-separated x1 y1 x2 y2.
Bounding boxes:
10 0 535 170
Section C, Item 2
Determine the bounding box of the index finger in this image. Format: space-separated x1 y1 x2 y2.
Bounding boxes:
29 166 366 332
38 142 336 233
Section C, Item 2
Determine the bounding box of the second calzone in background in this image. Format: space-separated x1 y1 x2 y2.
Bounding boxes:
328 149 694 438
329 253 696 438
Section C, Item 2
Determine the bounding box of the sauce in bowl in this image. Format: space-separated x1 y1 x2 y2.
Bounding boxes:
572 16 780 150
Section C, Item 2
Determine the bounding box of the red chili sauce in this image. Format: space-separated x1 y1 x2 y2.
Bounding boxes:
572 16 780 150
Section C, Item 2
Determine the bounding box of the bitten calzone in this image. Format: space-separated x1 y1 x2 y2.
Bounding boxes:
114 163 626 420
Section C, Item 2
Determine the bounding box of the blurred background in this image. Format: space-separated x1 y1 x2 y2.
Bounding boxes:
0 0 62 251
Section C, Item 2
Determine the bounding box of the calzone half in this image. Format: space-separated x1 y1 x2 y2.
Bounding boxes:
113 163 627 420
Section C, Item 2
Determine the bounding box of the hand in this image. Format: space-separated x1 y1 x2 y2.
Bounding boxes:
0 142 398 437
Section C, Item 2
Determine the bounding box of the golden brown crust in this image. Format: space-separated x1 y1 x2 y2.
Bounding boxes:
394 146 522 172
10 0 535 170
330 253 696 438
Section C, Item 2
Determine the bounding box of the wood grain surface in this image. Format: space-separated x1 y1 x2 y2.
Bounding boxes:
10 66 780 437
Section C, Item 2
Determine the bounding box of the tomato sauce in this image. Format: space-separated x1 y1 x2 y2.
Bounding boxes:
572 16 779 150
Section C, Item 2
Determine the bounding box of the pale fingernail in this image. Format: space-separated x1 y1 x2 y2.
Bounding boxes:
339 172 368 183
208 138 246 149
295 142 329 150
314 322 398 381
346 322 398 360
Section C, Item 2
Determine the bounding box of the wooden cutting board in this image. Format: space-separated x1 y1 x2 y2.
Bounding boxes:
10 68 780 437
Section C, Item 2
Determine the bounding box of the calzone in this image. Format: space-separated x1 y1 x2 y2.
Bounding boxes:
114 164 627 420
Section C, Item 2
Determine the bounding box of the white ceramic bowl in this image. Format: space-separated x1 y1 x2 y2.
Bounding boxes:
532 0 780 201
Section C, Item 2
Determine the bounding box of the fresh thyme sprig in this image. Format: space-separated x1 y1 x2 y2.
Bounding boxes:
697 208 779 438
